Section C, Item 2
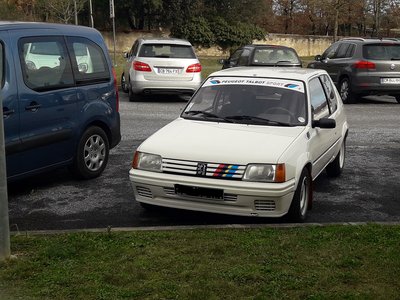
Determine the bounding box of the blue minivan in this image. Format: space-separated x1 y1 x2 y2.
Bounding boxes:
0 22 121 181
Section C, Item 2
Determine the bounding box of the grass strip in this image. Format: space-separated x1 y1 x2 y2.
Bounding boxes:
1 224 399 299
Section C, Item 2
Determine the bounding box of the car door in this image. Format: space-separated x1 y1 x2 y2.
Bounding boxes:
0 31 22 177
12 33 78 177
311 43 340 81
222 48 243 69
308 76 338 179
124 40 139 81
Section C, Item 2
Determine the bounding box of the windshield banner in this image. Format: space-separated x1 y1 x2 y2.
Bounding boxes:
204 76 305 93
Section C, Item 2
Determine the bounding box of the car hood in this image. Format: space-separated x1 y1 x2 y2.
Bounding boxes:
138 118 306 164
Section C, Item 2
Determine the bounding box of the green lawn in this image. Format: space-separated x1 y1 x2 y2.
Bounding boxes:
1 224 399 299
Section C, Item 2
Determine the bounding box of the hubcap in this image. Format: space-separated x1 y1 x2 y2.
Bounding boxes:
83 134 106 171
340 80 349 102
299 176 309 217
339 142 345 169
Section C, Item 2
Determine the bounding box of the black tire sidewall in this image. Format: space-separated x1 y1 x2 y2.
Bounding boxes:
74 126 109 179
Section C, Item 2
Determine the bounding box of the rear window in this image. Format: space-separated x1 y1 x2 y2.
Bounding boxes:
363 44 400 60
138 44 196 59
251 48 300 65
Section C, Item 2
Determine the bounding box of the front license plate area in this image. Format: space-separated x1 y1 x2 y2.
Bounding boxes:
175 184 223 200
381 78 400 84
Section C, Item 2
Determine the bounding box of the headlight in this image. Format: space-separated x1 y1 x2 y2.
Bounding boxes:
243 164 285 183
132 151 162 172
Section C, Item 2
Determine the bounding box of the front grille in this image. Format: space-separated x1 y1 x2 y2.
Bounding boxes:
163 187 237 203
163 187 175 196
162 158 246 180
254 200 276 211
136 186 153 198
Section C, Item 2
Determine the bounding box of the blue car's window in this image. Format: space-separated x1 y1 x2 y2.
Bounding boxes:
19 37 74 92
0 42 3 88
67 37 110 84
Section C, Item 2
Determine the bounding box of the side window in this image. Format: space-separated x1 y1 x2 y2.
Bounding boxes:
130 40 139 57
335 43 350 58
0 42 3 88
238 48 251 66
67 37 110 84
19 36 74 92
309 77 329 120
320 74 338 113
322 43 340 60
229 49 243 66
345 44 355 58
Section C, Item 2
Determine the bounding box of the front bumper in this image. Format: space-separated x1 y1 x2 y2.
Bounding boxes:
129 168 296 217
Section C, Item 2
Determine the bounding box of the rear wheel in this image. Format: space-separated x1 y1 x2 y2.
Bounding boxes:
326 139 346 177
287 168 311 222
339 78 357 104
72 126 109 179
121 73 129 93
128 80 141 102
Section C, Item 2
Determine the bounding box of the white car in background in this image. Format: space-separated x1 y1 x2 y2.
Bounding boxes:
129 67 349 221
121 38 202 101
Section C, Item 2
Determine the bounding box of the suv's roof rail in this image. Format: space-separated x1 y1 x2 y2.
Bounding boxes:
340 37 366 41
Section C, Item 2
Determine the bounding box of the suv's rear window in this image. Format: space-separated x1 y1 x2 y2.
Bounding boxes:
363 44 400 60
251 48 300 65
139 44 195 59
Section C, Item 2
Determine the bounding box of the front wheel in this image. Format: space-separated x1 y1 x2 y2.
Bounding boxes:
72 126 109 179
339 78 357 104
287 168 312 222
326 139 346 177
395 95 400 104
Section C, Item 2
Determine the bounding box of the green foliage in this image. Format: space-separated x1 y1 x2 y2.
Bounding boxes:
171 17 215 48
171 16 266 51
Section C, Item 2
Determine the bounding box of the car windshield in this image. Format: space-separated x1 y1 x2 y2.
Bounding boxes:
363 44 400 60
139 44 196 59
182 77 307 126
251 48 300 65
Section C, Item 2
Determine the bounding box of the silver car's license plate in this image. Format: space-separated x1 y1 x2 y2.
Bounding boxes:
158 68 181 75
381 78 400 84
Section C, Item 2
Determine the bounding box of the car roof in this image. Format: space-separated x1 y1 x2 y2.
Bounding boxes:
244 44 296 50
209 67 326 81
0 21 99 36
339 37 400 44
139 38 192 46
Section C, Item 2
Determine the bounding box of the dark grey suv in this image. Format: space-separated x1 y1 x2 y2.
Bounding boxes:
308 38 400 104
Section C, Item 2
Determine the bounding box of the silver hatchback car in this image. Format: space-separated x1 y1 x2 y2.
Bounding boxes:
121 38 202 101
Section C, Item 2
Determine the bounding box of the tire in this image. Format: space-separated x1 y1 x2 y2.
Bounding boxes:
339 78 357 104
326 139 346 177
72 126 109 179
287 168 312 222
128 80 141 102
121 73 129 93
395 96 400 104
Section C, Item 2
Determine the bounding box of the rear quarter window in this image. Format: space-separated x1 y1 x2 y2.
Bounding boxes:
138 44 196 59
363 44 400 60
0 42 3 88
67 37 110 84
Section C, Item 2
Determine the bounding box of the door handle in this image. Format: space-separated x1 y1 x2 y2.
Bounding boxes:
25 102 41 112
3 107 15 118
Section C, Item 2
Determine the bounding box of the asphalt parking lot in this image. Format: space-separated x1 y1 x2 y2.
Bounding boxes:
7 93 400 231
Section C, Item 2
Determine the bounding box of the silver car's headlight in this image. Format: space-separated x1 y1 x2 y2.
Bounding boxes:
132 151 162 172
243 164 285 183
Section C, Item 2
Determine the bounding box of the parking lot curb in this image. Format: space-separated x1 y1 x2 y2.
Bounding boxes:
9 221 400 236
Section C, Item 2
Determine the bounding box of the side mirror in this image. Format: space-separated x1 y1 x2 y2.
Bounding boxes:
218 59 227 65
314 55 322 62
123 52 129 59
312 117 336 129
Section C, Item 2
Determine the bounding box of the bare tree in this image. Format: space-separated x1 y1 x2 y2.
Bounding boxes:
38 0 86 24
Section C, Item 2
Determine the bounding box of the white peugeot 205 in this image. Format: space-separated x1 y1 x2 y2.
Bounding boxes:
129 67 349 221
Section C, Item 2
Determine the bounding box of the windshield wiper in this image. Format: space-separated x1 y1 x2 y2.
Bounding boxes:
225 115 294 126
183 110 233 122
